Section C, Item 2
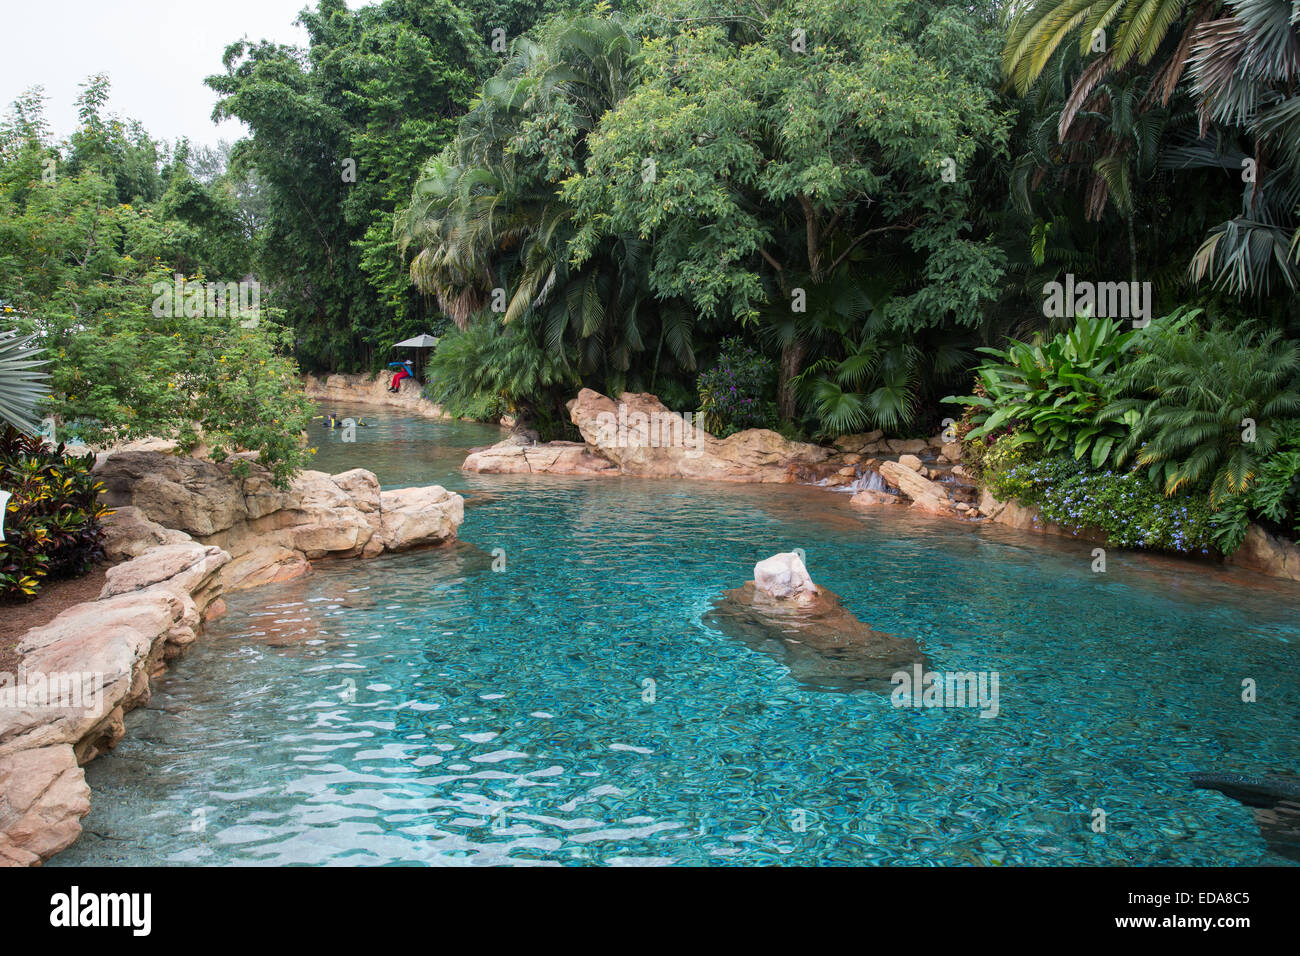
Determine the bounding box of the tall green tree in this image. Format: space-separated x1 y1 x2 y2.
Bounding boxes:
565 0 1012 419
207 0 485 370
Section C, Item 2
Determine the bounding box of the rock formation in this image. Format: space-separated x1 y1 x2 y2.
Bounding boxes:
1 451 466 865
706 552 928 693
466 389 834 482
95 451 464 588
303 372 452 419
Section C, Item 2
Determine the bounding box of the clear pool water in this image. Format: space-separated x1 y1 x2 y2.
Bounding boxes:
55 408 1300 865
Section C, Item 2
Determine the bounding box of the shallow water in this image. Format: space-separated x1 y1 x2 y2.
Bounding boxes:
56 406 1300 865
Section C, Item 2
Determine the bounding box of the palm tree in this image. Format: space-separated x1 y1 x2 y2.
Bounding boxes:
1184 0 1300 294
0 330 50 435
397 12 690 393
1003 0 1218 97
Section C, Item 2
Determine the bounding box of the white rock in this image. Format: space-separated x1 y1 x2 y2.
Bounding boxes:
753 552 817 601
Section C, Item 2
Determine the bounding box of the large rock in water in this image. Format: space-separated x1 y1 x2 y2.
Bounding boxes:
567 388 831 482
753 551 819 603
878 460 955 516
706 553 928 693
463 438 619 476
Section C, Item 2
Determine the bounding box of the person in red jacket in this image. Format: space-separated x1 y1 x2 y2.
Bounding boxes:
388 359 415 392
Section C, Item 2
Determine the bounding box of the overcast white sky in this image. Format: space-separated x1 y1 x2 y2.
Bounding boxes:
1 0 364 149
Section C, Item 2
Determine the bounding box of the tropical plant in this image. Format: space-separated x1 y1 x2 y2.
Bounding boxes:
1210 418 1300 550
0 425 109 601
1184 0 1300 294
0 330 49 434
398 11 694 397
424 315 578 437
565 0 1011 419
789 274 975 437
1002 0 1211 97
1100 307 1300 498
945 314 1141 467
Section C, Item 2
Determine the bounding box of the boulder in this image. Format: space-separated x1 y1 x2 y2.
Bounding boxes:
753 552 818 603
100 506 192 561
887 438 928 455
379 485 465 551
6 588 204 759
1227 525 1300 583
95 451 463 565
462 440 619 476
879 460 955 515
95 451 280 537
218 546 311 592
0 745 91 867
898 454 924 473
707 554 928 694
331 469 381 512
100 542 229 606
567 389 830 482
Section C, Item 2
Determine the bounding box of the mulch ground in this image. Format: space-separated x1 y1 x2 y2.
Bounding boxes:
0 564 110 676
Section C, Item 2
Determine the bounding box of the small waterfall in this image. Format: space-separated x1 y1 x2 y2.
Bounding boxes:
810 466 890 493
843 468 886 494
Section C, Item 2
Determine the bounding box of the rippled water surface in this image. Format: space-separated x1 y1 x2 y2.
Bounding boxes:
56 407 1300 865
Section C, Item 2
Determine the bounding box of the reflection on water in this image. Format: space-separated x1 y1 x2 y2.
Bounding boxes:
52 405 1300 866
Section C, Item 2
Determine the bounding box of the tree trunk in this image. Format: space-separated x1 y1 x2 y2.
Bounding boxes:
778 339 807 423
1127 212 1138 284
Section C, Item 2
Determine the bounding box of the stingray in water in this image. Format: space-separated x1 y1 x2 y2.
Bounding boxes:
1190 772 1300 862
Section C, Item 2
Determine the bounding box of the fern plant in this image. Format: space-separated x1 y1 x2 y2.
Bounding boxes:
1100 310 1300 500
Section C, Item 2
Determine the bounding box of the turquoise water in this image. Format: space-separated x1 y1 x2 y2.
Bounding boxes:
55 408 1300 865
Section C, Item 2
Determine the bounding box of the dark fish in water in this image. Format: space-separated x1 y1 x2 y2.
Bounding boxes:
1191 772 1300 862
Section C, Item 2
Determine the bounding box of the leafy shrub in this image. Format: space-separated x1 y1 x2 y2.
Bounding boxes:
989 455 1218 555
12 261 313 487
945 314 1139 468
1100 310 1300 501
426 317 579 440
0 426 110 601
1210 420 1300 553
697 338 775 438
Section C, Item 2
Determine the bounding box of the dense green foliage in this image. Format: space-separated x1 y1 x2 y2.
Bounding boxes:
3 0 1300 574
0 427 108 602
948 316 1140 467
0 78 313 483
958 309 1300 555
